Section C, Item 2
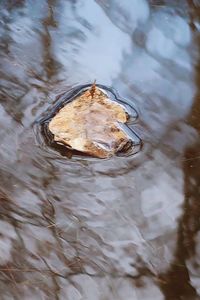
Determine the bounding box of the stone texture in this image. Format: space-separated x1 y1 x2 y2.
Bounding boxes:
48 85 130 158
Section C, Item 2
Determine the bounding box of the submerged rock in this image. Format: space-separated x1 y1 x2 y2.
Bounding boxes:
48 84 131 158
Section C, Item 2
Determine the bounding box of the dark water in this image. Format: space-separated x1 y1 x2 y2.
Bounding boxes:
0 0 200 299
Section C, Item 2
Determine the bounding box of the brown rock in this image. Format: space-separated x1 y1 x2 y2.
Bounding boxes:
48 85 130 158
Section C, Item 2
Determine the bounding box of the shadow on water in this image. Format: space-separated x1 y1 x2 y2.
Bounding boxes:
0 0 200 299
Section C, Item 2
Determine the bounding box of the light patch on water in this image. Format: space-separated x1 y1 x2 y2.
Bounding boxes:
53 0 132 84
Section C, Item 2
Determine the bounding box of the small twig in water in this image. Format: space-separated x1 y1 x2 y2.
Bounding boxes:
90 80 96 98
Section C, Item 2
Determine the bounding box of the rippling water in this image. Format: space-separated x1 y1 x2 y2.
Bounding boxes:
0 0 200 299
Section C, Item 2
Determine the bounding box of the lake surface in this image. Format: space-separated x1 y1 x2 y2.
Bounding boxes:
0 0 200 299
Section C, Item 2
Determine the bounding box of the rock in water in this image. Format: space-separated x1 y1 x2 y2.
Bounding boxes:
48 85 131 158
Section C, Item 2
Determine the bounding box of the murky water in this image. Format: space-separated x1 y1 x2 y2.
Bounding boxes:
0 0 200 299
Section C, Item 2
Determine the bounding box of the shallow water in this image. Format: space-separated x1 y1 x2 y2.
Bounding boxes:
0 0 200 299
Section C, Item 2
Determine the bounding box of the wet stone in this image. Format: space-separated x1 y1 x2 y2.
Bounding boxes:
48 85 134 158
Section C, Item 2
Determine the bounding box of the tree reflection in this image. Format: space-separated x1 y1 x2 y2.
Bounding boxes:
41 0 59 79
158 3 200 299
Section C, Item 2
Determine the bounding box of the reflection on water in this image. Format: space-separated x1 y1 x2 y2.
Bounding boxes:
0 0 200 299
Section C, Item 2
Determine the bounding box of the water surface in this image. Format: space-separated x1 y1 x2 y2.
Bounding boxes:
0 0 200 299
